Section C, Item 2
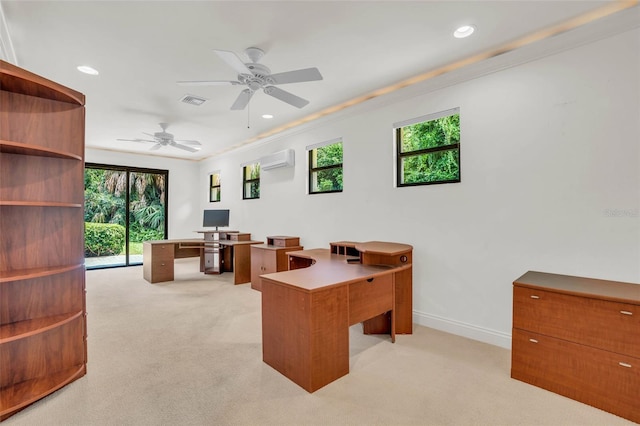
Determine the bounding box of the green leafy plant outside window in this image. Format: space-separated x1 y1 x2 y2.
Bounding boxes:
210 172 221 202
309 141 343 194
243 163 260 199
397 112 460 186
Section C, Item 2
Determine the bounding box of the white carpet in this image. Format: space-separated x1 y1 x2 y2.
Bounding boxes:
4 258 635 425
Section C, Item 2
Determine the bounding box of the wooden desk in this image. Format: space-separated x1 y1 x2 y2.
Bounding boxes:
261 242 412 392
142 238 261 284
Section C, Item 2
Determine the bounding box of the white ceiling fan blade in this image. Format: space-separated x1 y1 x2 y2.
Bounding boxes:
263 86 309 109
177 80 241 86
175 139 202 146
142 132 157 138
269 67 323 85
172 142 199 153
117 138 155 143
149 143 163 151
231 89 255 110
214 49 253 75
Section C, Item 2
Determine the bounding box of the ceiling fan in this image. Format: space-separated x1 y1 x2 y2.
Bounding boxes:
117 123 202 152
178 47 323 110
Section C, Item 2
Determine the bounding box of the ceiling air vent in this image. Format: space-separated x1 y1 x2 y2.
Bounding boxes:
180 94 207 106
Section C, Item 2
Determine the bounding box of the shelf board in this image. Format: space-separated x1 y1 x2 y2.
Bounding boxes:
0 200 82 208
0 311 84 343
0 364 86 421
0 264 84 283
0 140 82 160
1 60 85 105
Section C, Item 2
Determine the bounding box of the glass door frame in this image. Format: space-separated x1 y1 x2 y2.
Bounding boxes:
85 163 169 269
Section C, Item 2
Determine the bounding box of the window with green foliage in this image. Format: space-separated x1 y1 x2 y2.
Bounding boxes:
396 108 460 186
209 171 221 202
242 163 260 199
308 139 343 194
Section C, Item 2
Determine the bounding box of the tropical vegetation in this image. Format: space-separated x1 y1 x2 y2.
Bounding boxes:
311 142 343 192
84 168 166 257
399 113 460 185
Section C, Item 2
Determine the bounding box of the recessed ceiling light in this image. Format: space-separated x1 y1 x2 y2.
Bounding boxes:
77 65 99 75
454 25 476 39
262 114 274 119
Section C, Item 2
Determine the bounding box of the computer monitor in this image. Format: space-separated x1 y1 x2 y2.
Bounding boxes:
203 209 229 230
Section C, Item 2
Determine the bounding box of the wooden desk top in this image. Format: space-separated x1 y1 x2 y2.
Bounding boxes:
262 248 410 292
144 238 262 246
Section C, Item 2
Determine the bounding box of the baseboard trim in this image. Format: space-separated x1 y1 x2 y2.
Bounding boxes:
413 311 512 350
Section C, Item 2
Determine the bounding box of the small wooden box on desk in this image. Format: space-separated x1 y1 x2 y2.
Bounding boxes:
511 271 639 423
251 236 302 291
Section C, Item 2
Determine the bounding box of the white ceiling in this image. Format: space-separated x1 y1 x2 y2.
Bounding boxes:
1 1 636 160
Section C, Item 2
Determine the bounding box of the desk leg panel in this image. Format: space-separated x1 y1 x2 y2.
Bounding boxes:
394 267 413 334
262 279 349 392
310 286 349 392
262 279 311 390
233 245 251 284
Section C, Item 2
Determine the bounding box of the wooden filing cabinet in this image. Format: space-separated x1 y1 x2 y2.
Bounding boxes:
251 236 302 291
143 242 174 283
511 271 639 423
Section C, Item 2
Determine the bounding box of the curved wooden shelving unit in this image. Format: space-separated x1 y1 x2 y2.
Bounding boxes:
0 365 86 421
0 140 83 160
0 264 84 283
1 60 87 420
0 311 84 344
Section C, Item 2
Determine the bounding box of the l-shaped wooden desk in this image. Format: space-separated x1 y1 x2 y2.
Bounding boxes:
143 236 261 284
260 241 413 392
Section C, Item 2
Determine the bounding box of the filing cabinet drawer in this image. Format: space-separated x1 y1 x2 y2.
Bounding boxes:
513 286 640 357
512 329 640 423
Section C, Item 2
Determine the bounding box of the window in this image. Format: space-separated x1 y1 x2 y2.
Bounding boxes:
308 139 343 194
209 172 221 202
242 163 260 199
395 108 460 186
84 163 168 269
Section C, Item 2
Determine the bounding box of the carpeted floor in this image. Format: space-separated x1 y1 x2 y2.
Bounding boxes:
4 258 635 425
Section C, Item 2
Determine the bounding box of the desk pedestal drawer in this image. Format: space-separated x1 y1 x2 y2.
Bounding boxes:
511 329 639 423
349 274 392 326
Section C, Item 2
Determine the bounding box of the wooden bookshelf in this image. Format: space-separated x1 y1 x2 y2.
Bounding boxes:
0 60 87 421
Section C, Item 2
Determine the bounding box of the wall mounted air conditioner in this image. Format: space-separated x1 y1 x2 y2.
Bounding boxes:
260 149 295 170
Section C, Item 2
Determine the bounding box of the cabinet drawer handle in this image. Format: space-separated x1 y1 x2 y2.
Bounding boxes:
529 339 538 343
618 362 632 368
529 295 540 299
367 278 374 283
620 310 633 316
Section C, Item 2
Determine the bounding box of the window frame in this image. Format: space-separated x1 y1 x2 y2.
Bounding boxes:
395 108 461 187
242 163 260 200
209 171 221 202
307 139 344 195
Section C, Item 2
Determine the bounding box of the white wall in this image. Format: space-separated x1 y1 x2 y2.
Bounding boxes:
198 28 640 349
85 149 200 239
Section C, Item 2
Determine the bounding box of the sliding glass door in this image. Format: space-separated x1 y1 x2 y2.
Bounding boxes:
84 164 168 269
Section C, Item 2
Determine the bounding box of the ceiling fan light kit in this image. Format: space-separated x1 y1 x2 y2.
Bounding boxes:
178 47 323 110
